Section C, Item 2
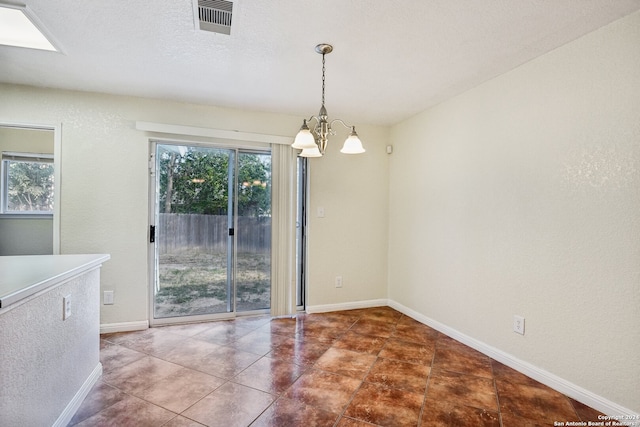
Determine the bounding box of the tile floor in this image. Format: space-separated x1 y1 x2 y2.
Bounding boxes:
69 306 604 426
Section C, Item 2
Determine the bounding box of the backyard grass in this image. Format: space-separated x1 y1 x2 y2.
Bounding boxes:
155 250 270 317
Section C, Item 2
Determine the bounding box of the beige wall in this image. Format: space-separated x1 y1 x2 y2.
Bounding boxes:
306 127 390 307
0 83 389 325
388 11 640 412
0 218 53 255
0 126 54 153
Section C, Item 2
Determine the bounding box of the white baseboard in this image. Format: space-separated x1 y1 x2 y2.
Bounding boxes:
306 299 388 314
388 300 638 418
100 320 149 334
53 363 102 427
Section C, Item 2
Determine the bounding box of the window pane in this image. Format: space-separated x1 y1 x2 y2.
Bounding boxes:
235 151 271 312
5 159 54 212
154 145 234 318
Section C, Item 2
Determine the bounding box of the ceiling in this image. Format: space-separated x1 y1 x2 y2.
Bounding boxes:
2 0 640 127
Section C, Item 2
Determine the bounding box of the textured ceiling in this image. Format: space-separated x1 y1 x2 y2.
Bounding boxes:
1 0 640 126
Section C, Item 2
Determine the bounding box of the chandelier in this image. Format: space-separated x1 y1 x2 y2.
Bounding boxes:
291 44 365 157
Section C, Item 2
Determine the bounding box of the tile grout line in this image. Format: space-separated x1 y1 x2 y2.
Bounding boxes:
102 326 268 427
166 319 282 426
244 313 352 426
417 329 439 427
489 355 505 427
331 311 387 427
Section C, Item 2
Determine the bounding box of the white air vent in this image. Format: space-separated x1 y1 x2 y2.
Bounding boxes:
197 0 233 35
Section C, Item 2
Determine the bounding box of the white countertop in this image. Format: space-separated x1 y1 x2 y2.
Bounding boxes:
0 254 110 308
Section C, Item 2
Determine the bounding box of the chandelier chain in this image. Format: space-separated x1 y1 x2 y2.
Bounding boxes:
321 53 326 109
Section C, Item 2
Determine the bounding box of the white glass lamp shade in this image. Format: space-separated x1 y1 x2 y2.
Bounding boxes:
340 128 365 154
292 120 317 150
299 145 322 158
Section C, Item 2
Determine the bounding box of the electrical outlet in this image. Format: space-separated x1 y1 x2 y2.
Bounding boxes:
335 276 343 288
63 295 71 320
513 315 525 335
104 290 114 305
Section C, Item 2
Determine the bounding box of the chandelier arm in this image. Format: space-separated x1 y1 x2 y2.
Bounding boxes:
305 115 322 134
305 115 320 125
328 118 354 131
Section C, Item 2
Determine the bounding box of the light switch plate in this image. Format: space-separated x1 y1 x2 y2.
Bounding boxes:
513 315 525 335
104 290 114 305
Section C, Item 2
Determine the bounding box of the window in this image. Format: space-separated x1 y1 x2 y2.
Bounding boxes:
1 152 54 214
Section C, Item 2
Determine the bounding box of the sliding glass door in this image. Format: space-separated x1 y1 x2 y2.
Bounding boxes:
235 151 271 312
150 142 271 322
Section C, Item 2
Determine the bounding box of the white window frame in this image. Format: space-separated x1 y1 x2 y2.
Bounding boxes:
1 151 55 216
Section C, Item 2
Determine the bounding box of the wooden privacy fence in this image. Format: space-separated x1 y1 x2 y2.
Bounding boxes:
158 213 271 254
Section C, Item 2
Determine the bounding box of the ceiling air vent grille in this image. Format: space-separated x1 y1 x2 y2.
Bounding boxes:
197 0 233 35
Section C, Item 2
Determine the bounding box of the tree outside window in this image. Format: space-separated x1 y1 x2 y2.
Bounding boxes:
1 154 54 214
158 147 270 218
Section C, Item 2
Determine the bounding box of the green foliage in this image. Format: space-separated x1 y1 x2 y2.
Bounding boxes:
5 160 54 212
237 153 271 218
158 146 271 217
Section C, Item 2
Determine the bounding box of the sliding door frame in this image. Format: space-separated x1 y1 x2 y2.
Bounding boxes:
296 156 308 310
147 138 271 326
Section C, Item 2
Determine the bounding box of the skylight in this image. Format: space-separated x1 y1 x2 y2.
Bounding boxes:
0 4 57 51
